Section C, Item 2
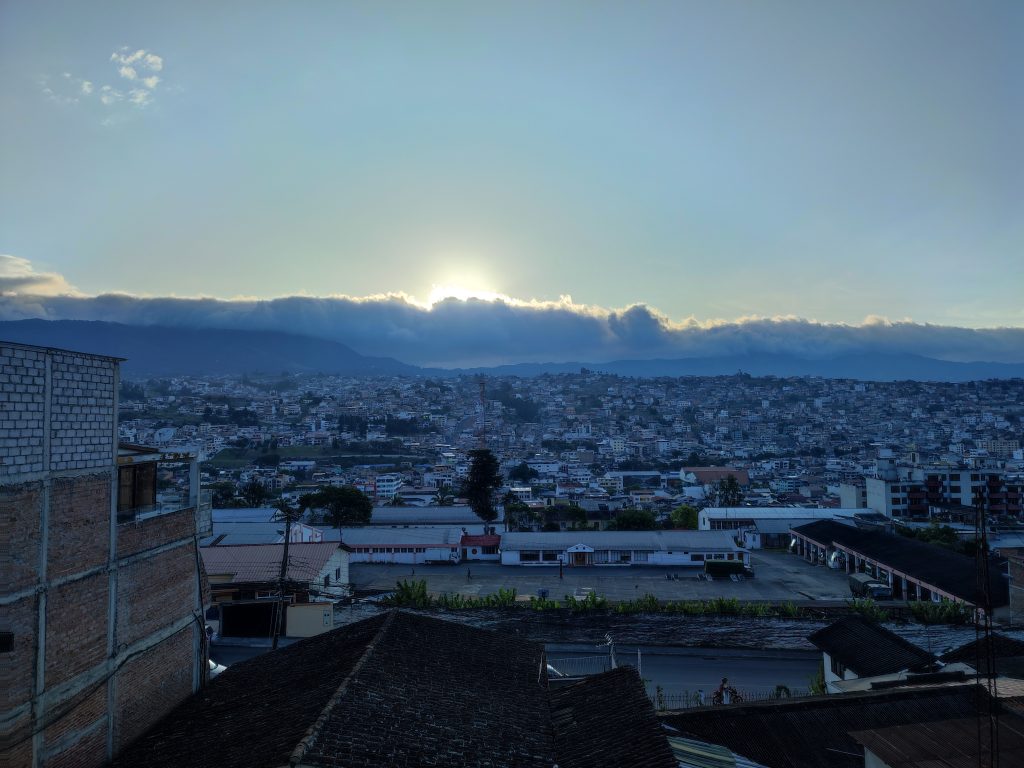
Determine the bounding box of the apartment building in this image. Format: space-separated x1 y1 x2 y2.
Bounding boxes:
1 342 211 768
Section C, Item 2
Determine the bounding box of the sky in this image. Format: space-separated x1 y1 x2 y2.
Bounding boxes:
1 1 1022 364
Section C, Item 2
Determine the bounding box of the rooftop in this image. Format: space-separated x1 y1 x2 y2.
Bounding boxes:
807 616 935 677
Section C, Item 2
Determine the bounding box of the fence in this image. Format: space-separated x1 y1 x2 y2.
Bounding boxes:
651 687 812 711
547 656 614 678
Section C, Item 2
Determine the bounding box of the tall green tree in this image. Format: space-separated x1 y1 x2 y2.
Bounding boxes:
670 504 699 529
301 485 373 527
711 475 743 507
464 448 503 524
607 509 658 530
240 478 270 508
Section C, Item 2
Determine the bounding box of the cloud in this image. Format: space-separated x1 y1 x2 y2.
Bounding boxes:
0 255 79 297
0 282 1022 367
43 47 166 116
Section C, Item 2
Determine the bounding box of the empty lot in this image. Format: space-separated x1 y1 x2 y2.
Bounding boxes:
351 550 852 603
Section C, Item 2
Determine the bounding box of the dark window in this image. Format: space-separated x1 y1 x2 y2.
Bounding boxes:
830 655 846 677
0 632 12 653
117 463 157 521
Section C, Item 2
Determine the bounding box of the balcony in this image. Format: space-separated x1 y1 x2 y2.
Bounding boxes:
117 445 201 525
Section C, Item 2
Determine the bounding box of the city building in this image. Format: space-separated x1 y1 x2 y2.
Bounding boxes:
1 342 210 768
499 530 748 567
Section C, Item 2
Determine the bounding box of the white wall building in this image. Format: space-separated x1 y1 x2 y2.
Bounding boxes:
499 530 748 567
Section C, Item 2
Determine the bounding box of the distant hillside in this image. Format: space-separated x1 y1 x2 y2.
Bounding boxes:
0 320 418 377
3 320 1020 382
460 353 1024 382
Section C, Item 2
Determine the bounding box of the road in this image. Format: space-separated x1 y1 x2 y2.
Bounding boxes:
212 638 819 704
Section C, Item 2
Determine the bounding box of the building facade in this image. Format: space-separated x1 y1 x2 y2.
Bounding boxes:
1 342 210 768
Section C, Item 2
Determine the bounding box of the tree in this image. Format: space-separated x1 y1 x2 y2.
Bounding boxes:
508 462 539 483
463 448 503 524
240 479 270 508
607 509 658 530
670 504 699 530
301 486 373 527
710 475 743 507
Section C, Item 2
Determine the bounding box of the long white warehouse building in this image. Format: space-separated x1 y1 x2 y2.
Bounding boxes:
499 530 748 567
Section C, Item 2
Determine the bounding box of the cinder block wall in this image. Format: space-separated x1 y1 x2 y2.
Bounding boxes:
0 342 205 768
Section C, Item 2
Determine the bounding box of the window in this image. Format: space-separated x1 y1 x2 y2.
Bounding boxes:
324 575 331 587
520 551 540 562
117 463 157 521
692 554 705 562
0 632 12 653
542 551 560 562
335 567 341 579
727 553 734 561
830 655 846 677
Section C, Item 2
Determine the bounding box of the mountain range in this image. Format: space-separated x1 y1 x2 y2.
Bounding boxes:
1 319 1022 382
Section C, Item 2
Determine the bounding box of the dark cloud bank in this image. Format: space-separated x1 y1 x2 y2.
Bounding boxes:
1 292 1022 369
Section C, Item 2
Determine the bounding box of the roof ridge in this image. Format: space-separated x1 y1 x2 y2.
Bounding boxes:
283 610 397 767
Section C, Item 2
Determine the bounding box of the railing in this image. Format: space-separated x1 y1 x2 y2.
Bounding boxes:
547 656 614 678
651 687 812 711
118 495 199 524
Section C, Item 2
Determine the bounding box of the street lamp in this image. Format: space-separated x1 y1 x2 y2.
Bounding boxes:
558 553 564 580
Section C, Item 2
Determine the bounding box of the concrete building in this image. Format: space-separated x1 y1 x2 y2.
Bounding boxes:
1 342 211 768
499 530 748 567
699 507 862 532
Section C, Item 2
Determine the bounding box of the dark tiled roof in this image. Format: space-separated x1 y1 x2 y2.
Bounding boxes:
807 616 934 677
299 613 554 767
850 713 1024 767
111 613 391 768
662 685 988 768
549 667 677 768
942 633 1024 663
941 633 1024 677
791 519 1008 606
112 612 554 768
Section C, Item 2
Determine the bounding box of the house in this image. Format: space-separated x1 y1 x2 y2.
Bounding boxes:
662 685 993 768
460 532 500 561
700 506 862 532
110 611 677 768
321 526 466 564
500 530 748 567
807 616 936 693
201 542 350 638
1 342 211 768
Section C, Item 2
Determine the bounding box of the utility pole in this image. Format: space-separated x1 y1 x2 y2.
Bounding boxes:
272 499 299 650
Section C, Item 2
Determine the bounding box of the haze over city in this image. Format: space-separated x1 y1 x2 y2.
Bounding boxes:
1 0 1022 369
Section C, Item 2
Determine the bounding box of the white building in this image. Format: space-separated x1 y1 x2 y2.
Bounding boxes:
499 530 748 567
699 507 863 532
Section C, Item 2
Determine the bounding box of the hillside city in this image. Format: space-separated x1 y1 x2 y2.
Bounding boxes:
118 371 1024 518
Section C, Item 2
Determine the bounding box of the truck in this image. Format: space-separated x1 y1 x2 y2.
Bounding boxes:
423 546 461 565
849 572 892 600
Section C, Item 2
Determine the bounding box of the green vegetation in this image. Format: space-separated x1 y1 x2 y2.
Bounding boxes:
846 597 890 622
909 599 973 625
301 485 373 527
669 504 699 530
606 509 658 530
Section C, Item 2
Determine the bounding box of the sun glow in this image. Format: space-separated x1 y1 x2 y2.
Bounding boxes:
426 283 505 306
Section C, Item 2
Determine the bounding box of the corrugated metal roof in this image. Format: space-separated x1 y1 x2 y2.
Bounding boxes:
200 542 342 583
331 526 464 546
667 735 770 768
501 530 743 551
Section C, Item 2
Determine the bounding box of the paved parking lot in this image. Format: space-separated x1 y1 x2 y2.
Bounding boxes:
351 551 852 603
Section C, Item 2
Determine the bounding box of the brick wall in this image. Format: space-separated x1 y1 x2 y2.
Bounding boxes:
113 625 197 752
3 596 38 716
49 352 115 473
41 684 108 768
116 545 197 647
0 345 46 475
116 506 195 558
0 344 203 768
45 573 109 688
47 473 111 580
2 480 43 591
